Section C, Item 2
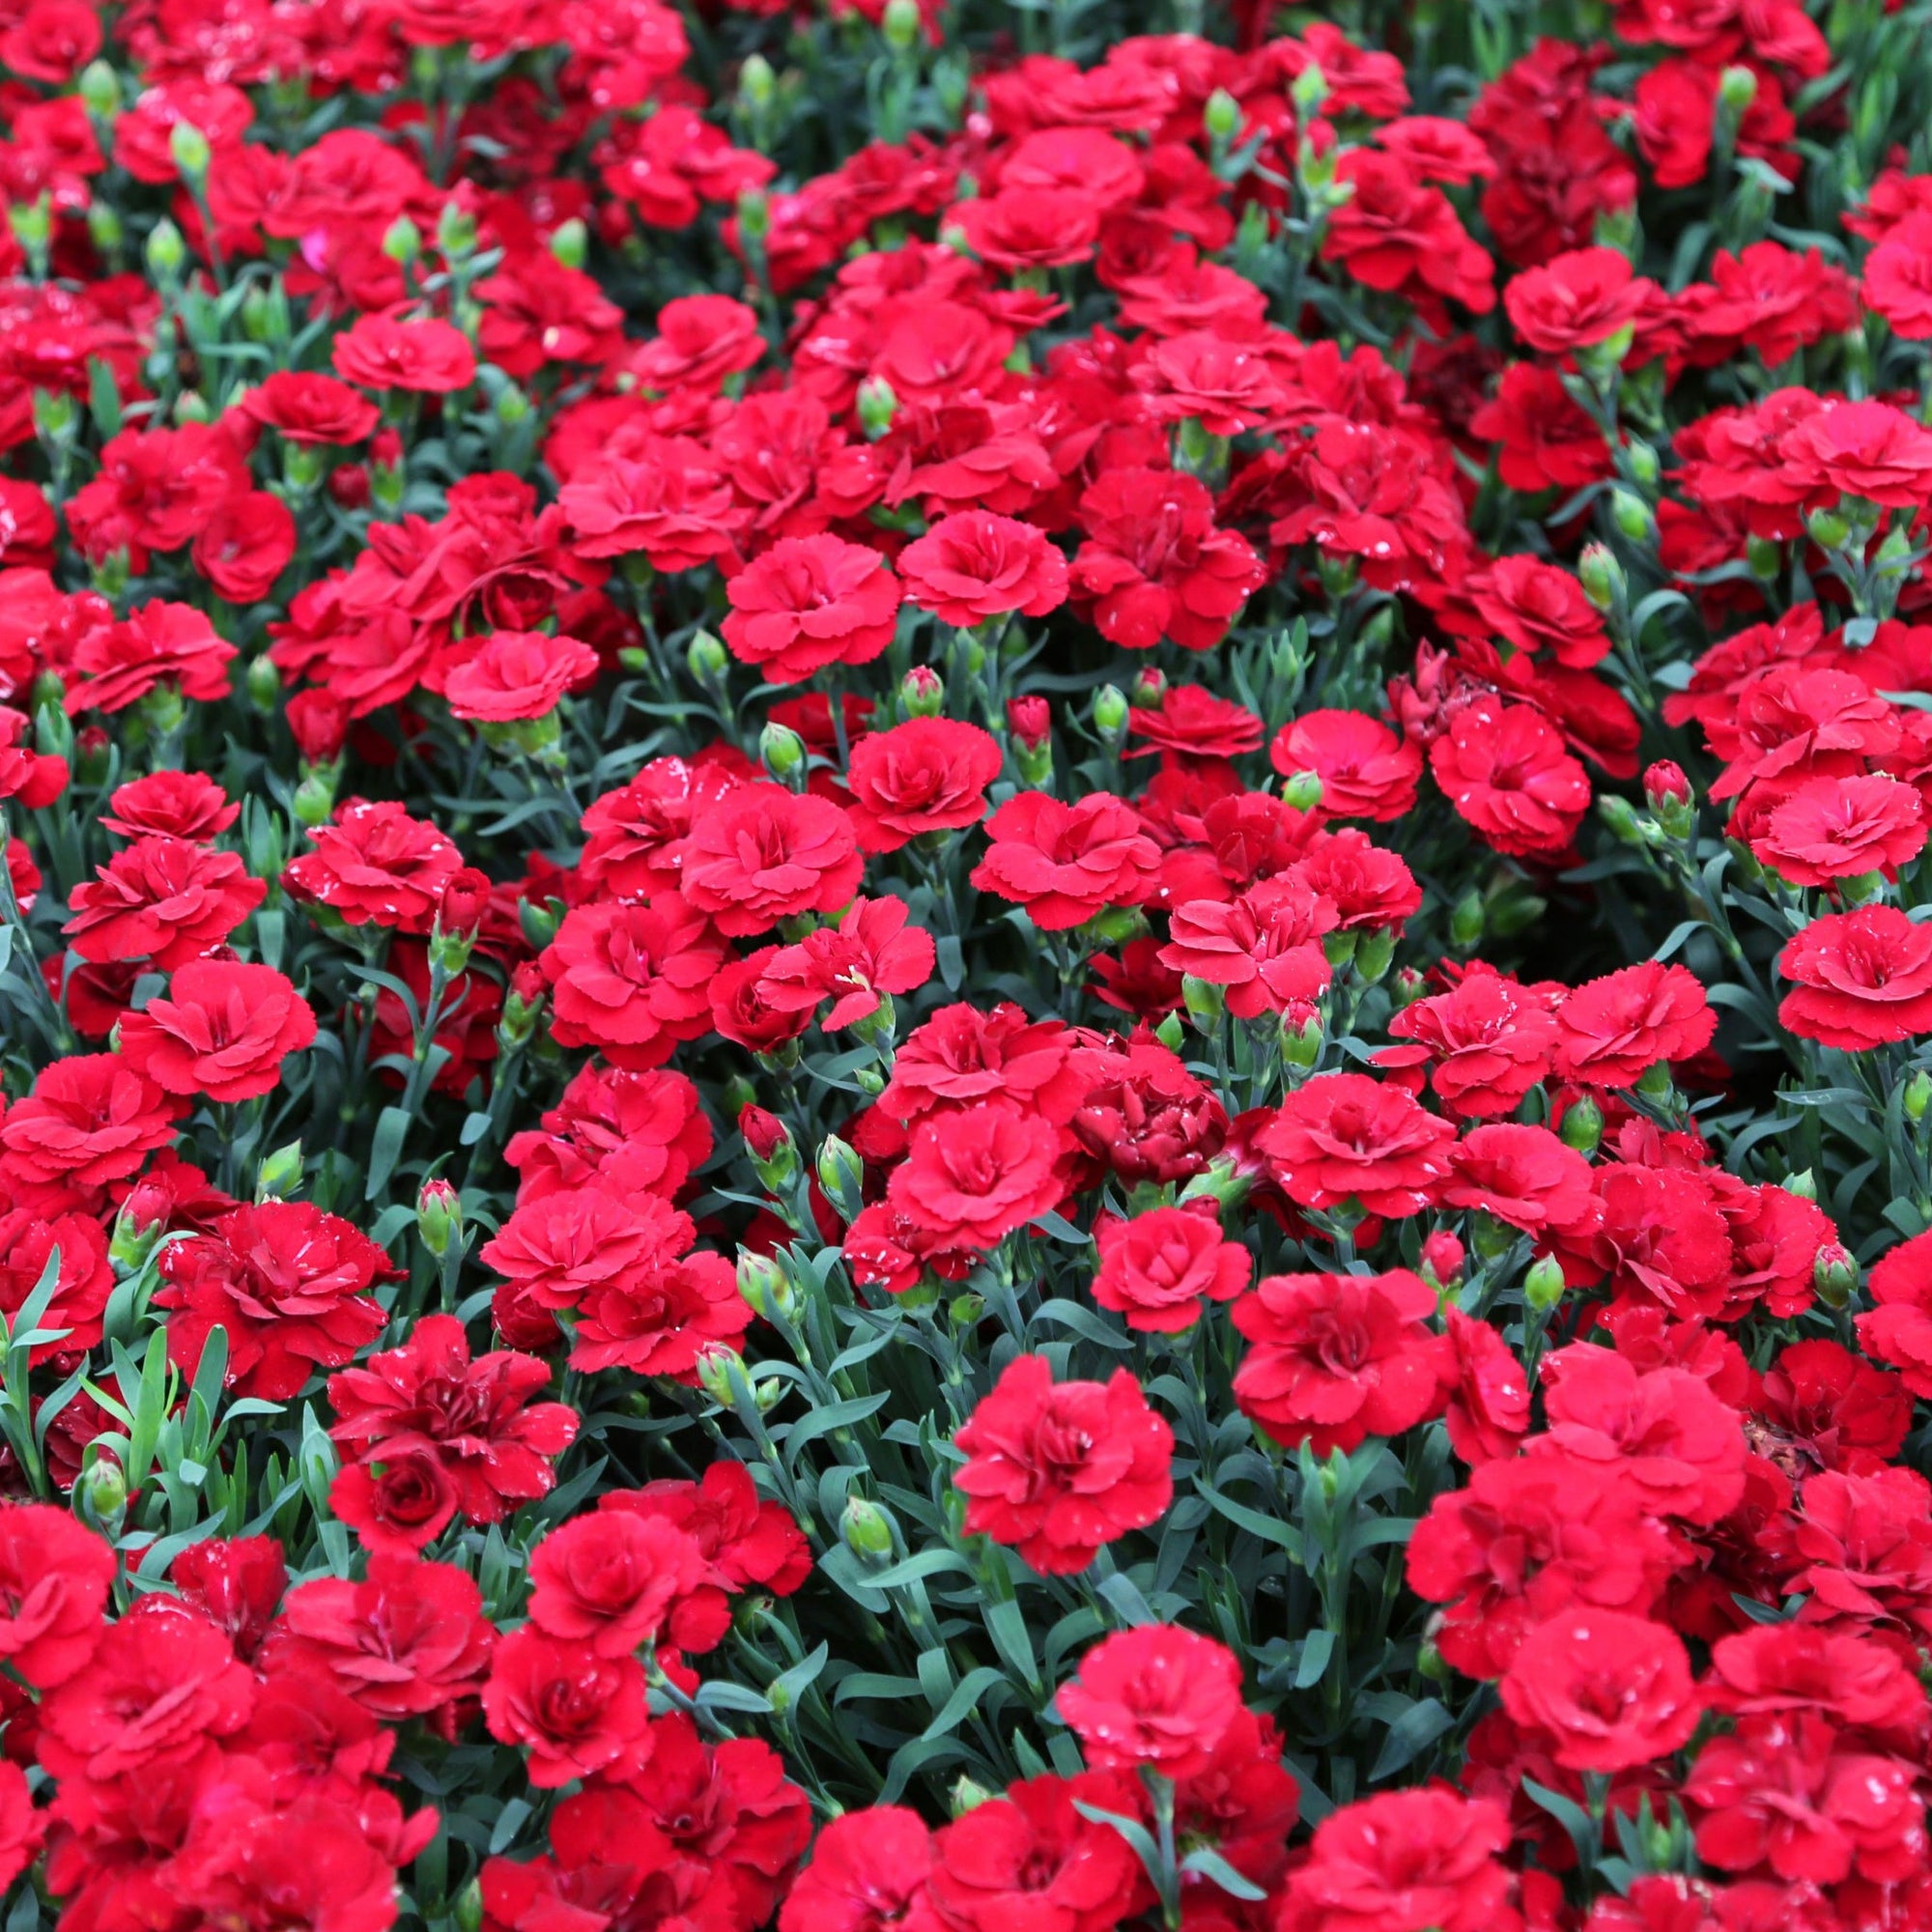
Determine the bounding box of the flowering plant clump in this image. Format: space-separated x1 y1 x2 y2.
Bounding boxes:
12 0 1932 1927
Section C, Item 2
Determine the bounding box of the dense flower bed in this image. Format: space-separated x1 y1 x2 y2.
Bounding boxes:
8 0 1932 1925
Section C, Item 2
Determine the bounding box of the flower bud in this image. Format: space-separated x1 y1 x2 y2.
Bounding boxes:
500 961 546 1047
454 1880 484 1932
1806 505 1852 550
144 215 185 281
83 1457 128 1524
383 214 421 264
168 119 211 181
686 629 729 697
110 1179 170 1273
1813 1241 1858 1309
761 722 808 788
1598 793 1645 845
1154 1010 1186 1053
292 772 337 829
901 665 945 719
1420 1230 1465 1292
1290 59 1328 114
87 202 123 253
858 376 897 440
245 653 281 715
1718 64 1758 111
1128 667 1166 710
1624 438 1661 491
550 217 588 270
436 867 492 940
951 1776 996 1817
78 58 120 119
741 1104 798 1190
1747 534 1782 581
1391 965 1427 1009
882 0 921 48
255 1140 304 1201
417 1177 461 1258
1181 974 1226 1026
517 895 560 951
1449 888 1485 950
1782 1169 1817 1201
495 384 530 427
1281 769 1322 813
1523 1255 1567 1312
696 1346 746 1407
1355 928 1395 983
1577 542 1624 613
437 201 477 258
1094 683 1129 748
1610 489 1654 542
1203 88 1242 144
737 1250 793 1321
1558 1094 1603 1155
816 1135 866 1220
1280 999 1323 1067
841 1495 895 1563
739 51 776 109
1642 759 1692 830
1906 1072 1932 1122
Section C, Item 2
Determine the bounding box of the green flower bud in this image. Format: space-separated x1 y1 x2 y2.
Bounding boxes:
952 1776 996 1817
1281 769 1322 813
1449 888 1485 950
1624 438 1660 491
1280 1004 1323 1067
1718 64 1758 111
948 1292 984 1328
168 119 211 181
1524 1255 1567 1312
550 217 588 270
1598 793 1645 844
1154 1010 1186 1053
858 376 897 440
1181 974 1226 1026
517 895 561 951
1747 534 1782 582
417 1177 461 1258
1906 1072 1932 1123
145 215 186 280
840 1495 895 1562
87 202 123 253
737 1250 793 1321
1610 489 1655 543
83 1457 128 1523
1559 1095 1603 1155
1806 505 1852 550
696 1346 746 1407
1577 542 1624 613
244 654 281 715
881 0 921 49
437 202 477 258
687 629 729 695
739 52 776 110
1813 1241 1858 1309
255 1140 305 1201
292 772 337 830
1290 60 1328 114
382 214 421 264
1783 1169 1818 1201
816 1135 866 1220
1355 928 1395 983
761 721 809 789
1204 88 1242 144
454 1879 484 1932
901 665 944 718
77 59 121 119
1094 683 1129 747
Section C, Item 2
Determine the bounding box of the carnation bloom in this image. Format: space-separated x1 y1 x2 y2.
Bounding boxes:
1753 774 1927 886
116 959 318 1103
1778 904 1932 1049
1056 1625 1245 1779
64 835 266 969
1429 700 1590 857
886 1099 1065 1254
1276 1789 1517 1932
444 631 599 722
722 535 902 684
1550 960 1716 1090
283 800 463 933
843 718 1003 852
1091 1205 1250 1333
539 896 730 1066
1256 1071 1455 1217
970 791 1160 930
1269 709 1423 820
953 1355 1173 1574
1232 1269 1453 1455
1497 1607 1700 1772
681 785 864 936
898 511 1069 628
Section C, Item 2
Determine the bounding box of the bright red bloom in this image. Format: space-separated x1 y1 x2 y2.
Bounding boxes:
241 370 382 444
844 718 1003 852
1753 775 1927 886
116 959 317 1103
526 1508 711 1657
777 1806 936 1932
99 771 239 842
1384 968 1560 1120
483 1627 652 1788
332 310 478 392
504 1062 712 1206
444 630 599 722
1158 877 1334 1018
886 1099 1065 1254
722 535 901 684
327 1313 578 1532
540 896 731 1065
1057 1625 1244 1779
1504 245 1656 354
0 1053 183 1195
1778 905 1932 1050
1552 961 1717 1090
1232 1268 1453 1454
898 511 1069 628
0 1209 113 1363
284 800 463 934
1270 709 1423 821
1498 1608 1699 1772
1276 1789 1517 1932
953 1355 1173 1575
1090 1204 1250 1333
1441 1122 1594 1236
970 791 1160 929
156 1201 397 1401
1429 700 1590 858
0 1503 116 1690
756 896 937 1029
682 785 864 937
1442 1306 1531 1468
1860 1230 1932 1398
63 599 237 713
1256 1071 1455 1217
63 835 266 968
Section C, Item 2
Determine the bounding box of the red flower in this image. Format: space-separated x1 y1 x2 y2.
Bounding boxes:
116 959 318 1103
1442 1307 1531 1467
887 1100 1065 1254
0 1503 115 1690
844 718 1003 852
1159 877 1334 1018
1384 968 1560 1120
682 785 864 937
756 896 937 1029
1057 1625 1245 1779
1429 700 1590 858
569 1248 751 1381
326 1313 579 1528
1135 330 1289 436
284 800 463 934
928 1773 1144 1932
1441 1123 1594 1236
1067 468 1264 652
526 1509 711 1657
898 511 1069 628
270 1551 496 1726
1321 150 1495 322
1276 1789 1517 1932
481 1185 695 1311
1232 1269 1453 1455
240 369 382 444
63 599 237 713
1858 1230 1932 1398
953 1355 1173 1575
1778 905 1932 1050
504 1062 713 1205
1128 685 1263 763
1752 774 1927 886
1705 1621 1928 1736
1256 1071 1455 1218
483 1627 652 1788
970 791 1160 930
540 896 730 1065
1069 1039 1229 1186
1270 709 1423 821
1498 1608 1699 1773
722 535 901 684
603 1459 810 1616
0 1053 183 1195
331 310 478 392
156 1201 397 1402
1552 962 1716 1091
779 1807 937 1932
560 437 744 571
63 835 266 968
1504 244 1655 354
444 630 600 722
1091 1205 1250 1333
0 1209 113 1362
99 771 239 842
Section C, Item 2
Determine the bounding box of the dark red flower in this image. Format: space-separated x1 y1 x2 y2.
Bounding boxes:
1057 1625 1245 1780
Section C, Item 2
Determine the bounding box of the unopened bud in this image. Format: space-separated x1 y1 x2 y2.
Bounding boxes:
550 217 587 270
83 1457 128 1521
1806 505 1852 551
1610 489 1654 543
1523 1255 1567 1312
292 772 337 830
858 376 897 440
1355 928 1395 983
383 215 421 264
168 119 211 181
1204 87 1242 144
1181 974 1226 1026
1094 683 1129 748
1420 1230 1465 1292
687 629 728 695
901 665 945 719
951 1776 995 1817
1783 1169 1818 1201
816 1135 865 1220
1559 1094 1603 1155
741 1104 798 1190
245 654 281 714
1281 769 1322 813
255 1140 304 1201
77 58 120 119
1280 1000 1323 1067
1813 1241 1858 1309
144 216 185 280
417 1177 461 1258
1906 1072 1932 1122
1449 888 1485 950
1718 64 1758 112
1577 543 1623 613
881 0 921 48
737 1250 793 1321
1747 534 1782 582
1154 1010 1186 1052
841 1495 894 1562
1625 438 1660 491
739 51 776 109
1599 793 1645 845
696 1346 746 1407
